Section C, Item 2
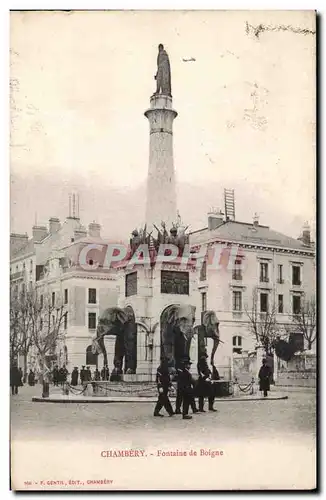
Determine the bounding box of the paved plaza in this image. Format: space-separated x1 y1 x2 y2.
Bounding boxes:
10 385 316 490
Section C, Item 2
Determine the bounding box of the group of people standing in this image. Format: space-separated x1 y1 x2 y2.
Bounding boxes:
154 354 219 419
52 365 69 386
70 365 110 386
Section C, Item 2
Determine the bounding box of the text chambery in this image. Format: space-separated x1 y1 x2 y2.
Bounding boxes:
101 450 146 458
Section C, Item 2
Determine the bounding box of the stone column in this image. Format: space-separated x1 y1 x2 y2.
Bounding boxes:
144 94 177 231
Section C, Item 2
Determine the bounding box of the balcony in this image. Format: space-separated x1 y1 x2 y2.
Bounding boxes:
232 272 242 281
277 279 285 284
260 276 269 283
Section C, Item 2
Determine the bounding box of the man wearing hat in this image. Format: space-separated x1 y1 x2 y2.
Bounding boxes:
80 366 86 385
197 353 217 412
154 358 175 417
177 357 196 420
175 361 198 415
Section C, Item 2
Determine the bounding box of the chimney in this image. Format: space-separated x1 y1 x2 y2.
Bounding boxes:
74 226 87 241
49 217 61 234
32 225 48 242
208 208 224 231
302 223 311 246
10 233 28 253
88 222 101 238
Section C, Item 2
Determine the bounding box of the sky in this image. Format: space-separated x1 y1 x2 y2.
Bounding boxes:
10 10 316 240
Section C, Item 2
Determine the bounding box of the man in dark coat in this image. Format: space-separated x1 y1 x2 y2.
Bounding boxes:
178 358 196 420
153 359 175 417
28 369 35 386
80 366 86 385
10 364 21 395
86 366 92 382
71 367 79 386
52 365 59 386
94 368 101 381
175 364 198 415
258 358 272 397
197 354 217 412
18 367 24 386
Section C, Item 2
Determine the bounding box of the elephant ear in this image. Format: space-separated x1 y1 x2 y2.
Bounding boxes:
165 305 179 325
202 310 219 339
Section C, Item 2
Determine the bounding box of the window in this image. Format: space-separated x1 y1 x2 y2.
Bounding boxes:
126 272 138 297
201 292 207 312
29 281 32 290
52 292 55 307
64 289 68 304
278 294 284 313
232 291 242 311
260 293 268 313
40 294 43 308
232 261 242 281
21 283 25 294
52 315 55 325
292 265 301 285
277 264 284 283
293 295 301 315
232 335 242 354
88 288 97 304
200 260 207 281
40 318 43 330
64 313 68 330
71 238 75 243
23 262 25 270
260 262 269 282
88 312 97 330
30 260 33 273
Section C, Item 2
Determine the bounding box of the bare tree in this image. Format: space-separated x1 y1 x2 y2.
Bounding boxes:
29 290 66 378
244 288 280 355
10 288 34 380
292 297 316 351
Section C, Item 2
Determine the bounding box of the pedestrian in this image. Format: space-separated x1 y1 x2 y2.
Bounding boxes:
58 366 65 386
80 366 86 385
86 366 92 381
94 368 101 381
28 369 35 386
52 365 59 386
18 367 24 386
258 358 272 397
153 358 175 417
197 354 217 412
71 367 79 386
178 357 196 420
175 363 198 415
10 363 21 395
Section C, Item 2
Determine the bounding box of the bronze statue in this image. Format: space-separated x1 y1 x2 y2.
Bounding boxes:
154 44 171 97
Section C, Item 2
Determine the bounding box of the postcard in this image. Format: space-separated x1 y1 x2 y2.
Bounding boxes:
10 9 316 491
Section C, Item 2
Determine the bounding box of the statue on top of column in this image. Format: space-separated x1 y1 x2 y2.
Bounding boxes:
154 44 172 97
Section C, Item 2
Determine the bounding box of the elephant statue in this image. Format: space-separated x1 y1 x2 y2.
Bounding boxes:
92 306 137 379
195 311 220 366
160 304 196 370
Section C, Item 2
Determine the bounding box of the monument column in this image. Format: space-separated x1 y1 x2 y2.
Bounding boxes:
144 45 177 231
